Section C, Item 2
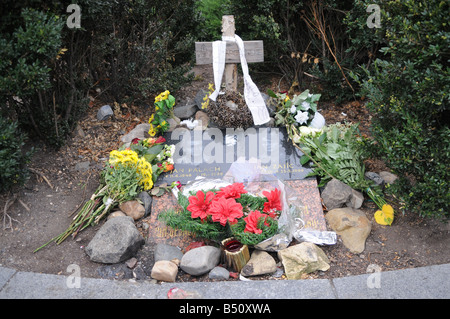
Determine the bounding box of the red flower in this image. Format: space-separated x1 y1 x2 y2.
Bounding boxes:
187 190 215 221
262 188 282 218
155 136 166 144
244 210 270 234
131 138 140 144
216 183 248 199
208 197 243 226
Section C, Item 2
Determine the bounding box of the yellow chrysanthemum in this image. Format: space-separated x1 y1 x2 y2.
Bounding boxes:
136 157 153 190
109 149 139 167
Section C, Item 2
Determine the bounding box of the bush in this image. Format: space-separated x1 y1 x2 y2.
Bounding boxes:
225 0 384 103
358 0 450 219
0 117 33 193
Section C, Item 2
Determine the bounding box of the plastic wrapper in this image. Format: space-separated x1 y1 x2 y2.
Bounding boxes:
294 229 337 245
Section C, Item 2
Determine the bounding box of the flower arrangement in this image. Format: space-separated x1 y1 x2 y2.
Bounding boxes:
268 89 322 132
148 90 177 137
158 183 282 246
290 121 395 226
35 136 176 251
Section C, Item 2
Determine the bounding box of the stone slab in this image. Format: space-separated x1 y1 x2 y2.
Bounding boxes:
157 127 312 185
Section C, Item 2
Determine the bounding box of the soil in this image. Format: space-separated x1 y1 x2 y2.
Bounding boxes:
1 65 449 283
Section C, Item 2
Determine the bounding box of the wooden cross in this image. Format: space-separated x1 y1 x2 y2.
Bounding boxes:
195 15 264 92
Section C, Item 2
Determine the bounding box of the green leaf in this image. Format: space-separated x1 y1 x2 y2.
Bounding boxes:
267 89 277 98
300 154 310 165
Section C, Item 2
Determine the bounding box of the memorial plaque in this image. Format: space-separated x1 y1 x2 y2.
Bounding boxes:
157 127 312 185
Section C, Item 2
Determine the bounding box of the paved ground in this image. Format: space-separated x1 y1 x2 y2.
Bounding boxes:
1 263 449 300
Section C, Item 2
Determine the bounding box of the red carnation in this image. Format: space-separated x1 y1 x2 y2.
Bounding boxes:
215 183 248 199
244 210 270 234
155 136 166 144
208 197 243 226
262 188 282 218
131 138 140 144
187 190 215 221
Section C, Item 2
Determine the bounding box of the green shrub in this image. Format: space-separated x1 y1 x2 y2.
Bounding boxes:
0 117 33 193
358 0 450 219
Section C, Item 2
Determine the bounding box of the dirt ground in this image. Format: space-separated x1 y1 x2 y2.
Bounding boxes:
1 65 449 282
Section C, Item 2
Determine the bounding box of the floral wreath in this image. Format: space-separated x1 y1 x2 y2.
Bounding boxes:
158 182 283 246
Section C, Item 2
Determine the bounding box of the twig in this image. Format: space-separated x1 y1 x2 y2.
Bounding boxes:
28 168 53 189
2 194 20 230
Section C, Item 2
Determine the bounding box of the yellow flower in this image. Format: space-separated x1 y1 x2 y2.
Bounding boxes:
374 204 394 226
148 114 154 123
284 96 290 103
208 83 214 91
148 123 157 137
109 149 139 167
136 157 153 190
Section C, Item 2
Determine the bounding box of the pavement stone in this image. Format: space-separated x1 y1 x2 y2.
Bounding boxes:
0 263 449 299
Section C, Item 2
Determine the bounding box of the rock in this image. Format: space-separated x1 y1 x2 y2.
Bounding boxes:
194 89 208 109
180 246 221 276
120 123 150 144
97 104 114 121
365 171 384 187
125 257 138 269
241 250 277 276
348 189 364 209
209 266 230 280
119 200 145 221
195 111 209 130
277 242 330 280
151 260 178 282
379 171 398 185
74 161 90 172
261 93 276 117
154 243 184 262
86 216 145 264
173 104 198 119
321 178 353 210
107 210 126 220
167 116 181 132
325 207 372 254
225 100 238 111
138 191 152 217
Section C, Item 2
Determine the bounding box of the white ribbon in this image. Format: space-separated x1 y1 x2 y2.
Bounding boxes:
209 34 270 126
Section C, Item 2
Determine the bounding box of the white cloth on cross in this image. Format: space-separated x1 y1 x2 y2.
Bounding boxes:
209 34 270 125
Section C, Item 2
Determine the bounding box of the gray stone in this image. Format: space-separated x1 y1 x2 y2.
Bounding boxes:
74 161 90 172
167 116 181 132
180 246 221 276
379 171 398 185
365 171 384 187
120 123 150 144
261 92 277 117
173 104 198 120
194 89 208 109
347 189 364 209
138 191 152 217
241 250 277 277
321 178 353 210
85 216 145 264
97 104 114 121
325 207 372 254
209 266 230 280
277 242 330 280
154 243 184 262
